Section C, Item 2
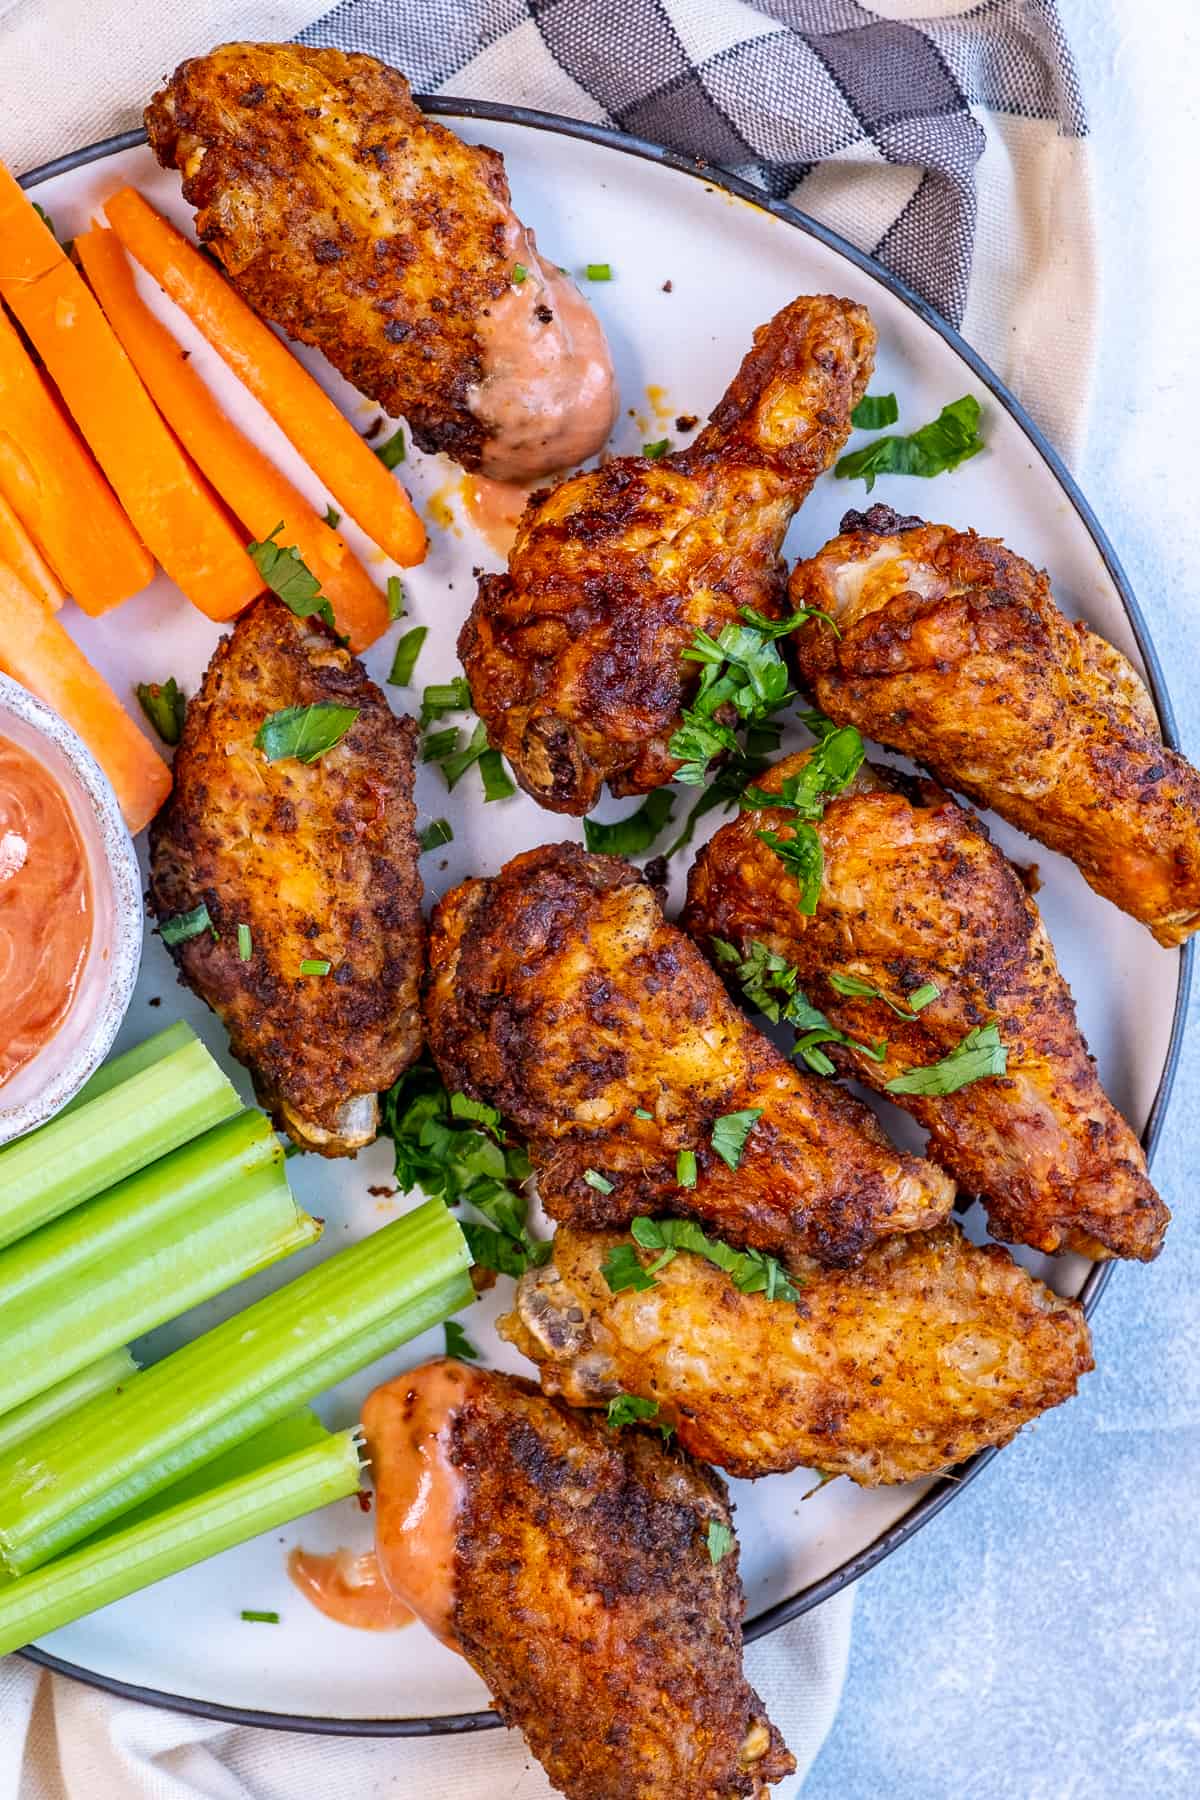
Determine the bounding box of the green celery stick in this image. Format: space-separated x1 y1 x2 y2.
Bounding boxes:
59 1021 195 1115
0 1026 241 1250
0 1201 471 1573
0 1430 362 1656
0 1110 320 1418
0 1351 138 1460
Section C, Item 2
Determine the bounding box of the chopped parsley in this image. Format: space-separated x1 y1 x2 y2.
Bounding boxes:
850 392 899 430
237 923 252 961
627 1216 799 1302
756 825 825 913
828 972 940 1019
668 608 834 787
240 1610 279 1624
743 718 865 912
675 1149 697 1188
585 262 612 281
583 789 674 857
422 728 460 763
388 625 427 687
322 503 341 529
835 394 984 492
159 903 214 947
299 958 331 976
419 677 472 726
665 719 782 857
705 1520 734 1564
478 747 516 802
511 262 528 285
135 677 186 746
255 702 358 764
440 719 489 789
444 1320 480 1362
583 1168 615 1194
418 818 453 852
710 1108 762 1170
634 1107 653 1121
379 1058 548 1276
599 1242 658 1293
386 576 406 620
710 939 886 1074
643 438 671 460
374 426 406 469
246 523 337 632
606 1392 673 1441
885 1022 1008 1096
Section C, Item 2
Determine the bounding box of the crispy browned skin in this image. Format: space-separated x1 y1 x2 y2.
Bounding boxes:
149 596 423 1153
500 1227 1093 1485
790 504 1200 946
424 843 953 1268
145 42 611 472
367 1362 793 1799
460 294 875 813
682 753 1169 1261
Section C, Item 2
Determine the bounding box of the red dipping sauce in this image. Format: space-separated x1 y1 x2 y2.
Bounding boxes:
0 734 92 1088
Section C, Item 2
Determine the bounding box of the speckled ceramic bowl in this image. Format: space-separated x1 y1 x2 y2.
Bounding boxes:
0 674 143 1145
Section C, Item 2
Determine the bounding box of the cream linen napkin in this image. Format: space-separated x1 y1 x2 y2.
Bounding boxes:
0 0 1098 1793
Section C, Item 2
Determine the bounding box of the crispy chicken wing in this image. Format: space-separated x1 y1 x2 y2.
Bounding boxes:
461 294 874 813
146 44 615 479
365 1360 794 1799
424 843 953 1268
500 1226 1093 1485
682 753 1169 1261
790 505 1200 946
149 595 423 1154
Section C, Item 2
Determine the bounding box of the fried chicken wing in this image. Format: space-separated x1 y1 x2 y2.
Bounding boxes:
790 505 1200 946
460 294 874 813
146 44 615 479
682 753 1169 1261
424 843 953 1268
500 1226 1093 1485
149 595 423 1154
365 1360 794 1799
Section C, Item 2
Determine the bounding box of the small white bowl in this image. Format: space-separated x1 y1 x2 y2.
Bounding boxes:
0 674 143 1145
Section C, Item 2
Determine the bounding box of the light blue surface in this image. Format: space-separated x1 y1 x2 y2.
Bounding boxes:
805 5 1200 1795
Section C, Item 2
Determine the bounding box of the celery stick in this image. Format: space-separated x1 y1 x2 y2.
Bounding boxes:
0 1201 470 1573
0 1026 241 1250
59 1021 195 1115
0 1430 361 1656
0 1351 138 1459
0 1111 320 1418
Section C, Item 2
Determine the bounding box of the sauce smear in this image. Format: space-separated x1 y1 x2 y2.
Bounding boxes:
287 1546 413 1632
459 472 535 559
0 735 91 1087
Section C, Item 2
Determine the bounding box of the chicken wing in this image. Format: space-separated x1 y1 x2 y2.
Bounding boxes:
365 1360 794 1799
789 504 1200 946
460 294 874 813
149 595 423 1154
424 843 953 1268
500 1226 1093 1485
682 752 1169 1261
145 44 615 479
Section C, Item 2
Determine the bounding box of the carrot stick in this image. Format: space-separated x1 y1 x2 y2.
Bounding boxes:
0 484 64 611
0 163 261 623
0 563 171 834
76 229 391 653
103 187 427 570
0 304 153 615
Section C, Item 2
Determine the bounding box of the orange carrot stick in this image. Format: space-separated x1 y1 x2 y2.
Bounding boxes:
0 484 64 611
0 562 171 834
103 187 427 570
0 162 261 623
0 303 154 614
76 228 391 653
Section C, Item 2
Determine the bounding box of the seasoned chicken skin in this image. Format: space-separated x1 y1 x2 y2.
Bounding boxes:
424 844 953 1269
149 596 423 1154
501 1227 1093 1485
682 753 1169 1261
461 294 874 813
146 44 615 478
790 505 1200 946
365 1361 794 1799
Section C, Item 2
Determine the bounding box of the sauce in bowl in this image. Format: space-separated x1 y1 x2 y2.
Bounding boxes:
0 734 92 1089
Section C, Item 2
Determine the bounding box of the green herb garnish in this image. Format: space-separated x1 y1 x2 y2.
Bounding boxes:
583 1168 615 1194
606 1392 673 1441
159 904 214 947
246 523 337 632
643 438 671 460
374 427 406 470
850 393 899 430
585 262 612 280
388 625 427 688
710 938 887 1074
322 504 341 529
741 724 864 820
705 1520 734 1564
668 608 833 787
511 263 528 285
828 972 940 1019
418 818 453 852
885 1022 1007 1096
675 1149 697 1189
710 1109 761 1170
583 790 674 857
135 677 186 747
628 1216 799 1303
600 1243 658 1294
240 1610 279 1624
835 395 984 492
255 702 358 764
440 719 489 789
756 825 825 913
237 923 252 962
634 1108 653 1121
299 959 331 977
478 748 516 802
386 575 405 620
419 677 472 726
444 1320 480 1362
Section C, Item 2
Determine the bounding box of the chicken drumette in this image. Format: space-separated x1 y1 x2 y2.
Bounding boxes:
424 843 953 1270
146 44 615 479
501 1226 1093 1485
365 1360 794 1799
460 293 874 813
682 752 1169 1261
149 595 423 1154
790 505 1200 946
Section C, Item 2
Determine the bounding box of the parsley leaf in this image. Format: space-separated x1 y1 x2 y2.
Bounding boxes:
756 823 825 913
601 1243 658 1293
828 972 940 1019
710 938 887 1073
386 576 405 620
237 923 252 961
885 1022 1008 1096
741 725 864 820
643 437 671 460
135 677 186 746
255 702 359 764
705 1520 734 1564
710 1108 762 1170
246 524 338 632
374 426 406 469
418 818 453 852
629 1216 799 1303
440 719 489 789
606 1392 673 1441
835 395 984 492
322 503 341 529
850 393 899 430
584 1168 615 1193
159 903 214 947
675 1148 697 1188
478 748 516 802
388 625 427 687
444 1320 480 1362
583 790 675 856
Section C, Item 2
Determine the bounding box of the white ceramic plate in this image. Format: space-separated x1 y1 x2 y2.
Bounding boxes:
17 107 1189 1732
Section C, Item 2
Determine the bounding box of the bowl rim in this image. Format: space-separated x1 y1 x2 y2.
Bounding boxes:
0 672 143 1141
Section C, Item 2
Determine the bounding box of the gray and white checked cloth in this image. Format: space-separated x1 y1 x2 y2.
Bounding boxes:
0 2 1098 1794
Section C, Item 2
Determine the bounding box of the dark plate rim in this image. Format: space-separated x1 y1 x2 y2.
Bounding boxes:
17 99 1193 1738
